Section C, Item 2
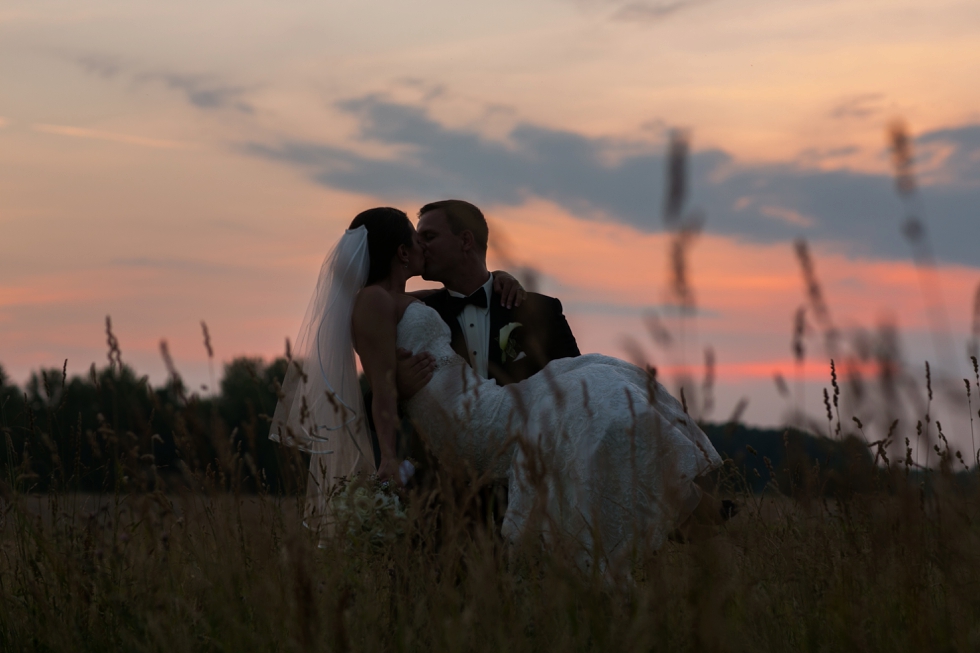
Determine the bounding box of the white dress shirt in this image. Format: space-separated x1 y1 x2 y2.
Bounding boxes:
448 273 494 379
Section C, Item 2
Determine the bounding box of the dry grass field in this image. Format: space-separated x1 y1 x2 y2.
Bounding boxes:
3 450 980 652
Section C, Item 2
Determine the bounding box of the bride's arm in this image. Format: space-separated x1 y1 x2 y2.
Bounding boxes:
490 270 527 309
405 288 438 299
405 270 527 306
351 287 401 483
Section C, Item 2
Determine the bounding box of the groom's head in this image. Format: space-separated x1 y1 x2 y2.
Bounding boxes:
417 199 489 286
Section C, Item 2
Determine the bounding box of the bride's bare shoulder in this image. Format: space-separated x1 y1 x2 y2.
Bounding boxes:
353 286 397 323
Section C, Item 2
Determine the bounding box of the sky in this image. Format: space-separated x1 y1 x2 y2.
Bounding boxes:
2 0 979 442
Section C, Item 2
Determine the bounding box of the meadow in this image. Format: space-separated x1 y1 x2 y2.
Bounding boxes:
3 341 980 652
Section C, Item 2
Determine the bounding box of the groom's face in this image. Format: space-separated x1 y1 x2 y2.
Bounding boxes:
417 209 464 282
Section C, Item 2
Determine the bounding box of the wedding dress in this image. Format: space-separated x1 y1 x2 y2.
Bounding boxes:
397 301 722 560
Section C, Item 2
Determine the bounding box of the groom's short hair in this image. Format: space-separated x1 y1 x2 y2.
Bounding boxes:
419 199 489 254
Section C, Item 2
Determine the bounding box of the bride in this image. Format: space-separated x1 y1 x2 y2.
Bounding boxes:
271 207 724 563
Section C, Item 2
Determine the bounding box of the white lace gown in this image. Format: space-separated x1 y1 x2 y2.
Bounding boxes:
399 301 722 559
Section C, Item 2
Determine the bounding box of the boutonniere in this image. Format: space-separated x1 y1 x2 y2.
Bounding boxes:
498 322 524 363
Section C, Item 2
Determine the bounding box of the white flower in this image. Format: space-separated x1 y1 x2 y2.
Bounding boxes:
499 322 523 363
352 487 372 523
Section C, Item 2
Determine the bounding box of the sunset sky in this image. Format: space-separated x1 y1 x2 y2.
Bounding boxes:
2 0 979 434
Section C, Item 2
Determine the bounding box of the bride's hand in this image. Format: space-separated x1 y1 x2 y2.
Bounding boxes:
492 270 527 309
377 456 403 485
396 347 435 399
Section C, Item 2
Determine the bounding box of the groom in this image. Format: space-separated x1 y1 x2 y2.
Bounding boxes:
405 199 581 390
396 199 580 521
367 199 579 470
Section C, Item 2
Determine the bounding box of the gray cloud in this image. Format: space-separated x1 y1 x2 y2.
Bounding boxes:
829 93 885 120
71 53 255 114
613 0 712 22
795 145 860 167
245 95 980 267
919 124 980 187
145 73 254 113
74 53 123 79
564 0 711 22
393 77 447 103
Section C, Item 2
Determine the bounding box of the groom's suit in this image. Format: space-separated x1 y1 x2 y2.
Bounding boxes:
422 289 581 386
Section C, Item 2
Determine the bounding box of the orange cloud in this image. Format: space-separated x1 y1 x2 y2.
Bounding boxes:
32 124 196 150
759 206 815 228
0 275 110 309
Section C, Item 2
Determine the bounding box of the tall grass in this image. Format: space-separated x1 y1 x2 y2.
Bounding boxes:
3 350 980 651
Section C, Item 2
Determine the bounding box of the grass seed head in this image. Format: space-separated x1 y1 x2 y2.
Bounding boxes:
925 361 933 401
888 119 917 197
201 321 214 359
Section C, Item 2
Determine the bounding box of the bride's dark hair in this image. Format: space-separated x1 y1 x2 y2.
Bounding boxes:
349 207 414 284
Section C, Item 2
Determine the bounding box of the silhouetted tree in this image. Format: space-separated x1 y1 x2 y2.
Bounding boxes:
2 356 884 497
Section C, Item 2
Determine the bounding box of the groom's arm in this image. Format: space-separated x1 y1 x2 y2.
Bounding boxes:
514 294 580 371
545 297 581 359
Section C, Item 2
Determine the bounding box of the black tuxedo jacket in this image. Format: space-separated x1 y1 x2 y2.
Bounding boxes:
422 289 580 386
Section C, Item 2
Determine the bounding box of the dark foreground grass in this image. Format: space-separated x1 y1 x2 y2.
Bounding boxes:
3 463 980 652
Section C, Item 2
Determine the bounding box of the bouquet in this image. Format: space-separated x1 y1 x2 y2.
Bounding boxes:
330 475 408 549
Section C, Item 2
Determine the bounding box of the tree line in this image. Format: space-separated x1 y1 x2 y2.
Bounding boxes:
0 358 306 494
0 358 879 496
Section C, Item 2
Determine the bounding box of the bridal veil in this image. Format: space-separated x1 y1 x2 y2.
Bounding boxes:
270 225 375 509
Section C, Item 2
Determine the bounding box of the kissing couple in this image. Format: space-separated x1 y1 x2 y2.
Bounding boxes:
272 200 724 564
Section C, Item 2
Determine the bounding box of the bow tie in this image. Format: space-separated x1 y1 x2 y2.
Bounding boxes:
447 287 488 314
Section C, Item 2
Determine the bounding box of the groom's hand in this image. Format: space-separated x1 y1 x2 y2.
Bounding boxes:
492 270 527 309
396 348 435 399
